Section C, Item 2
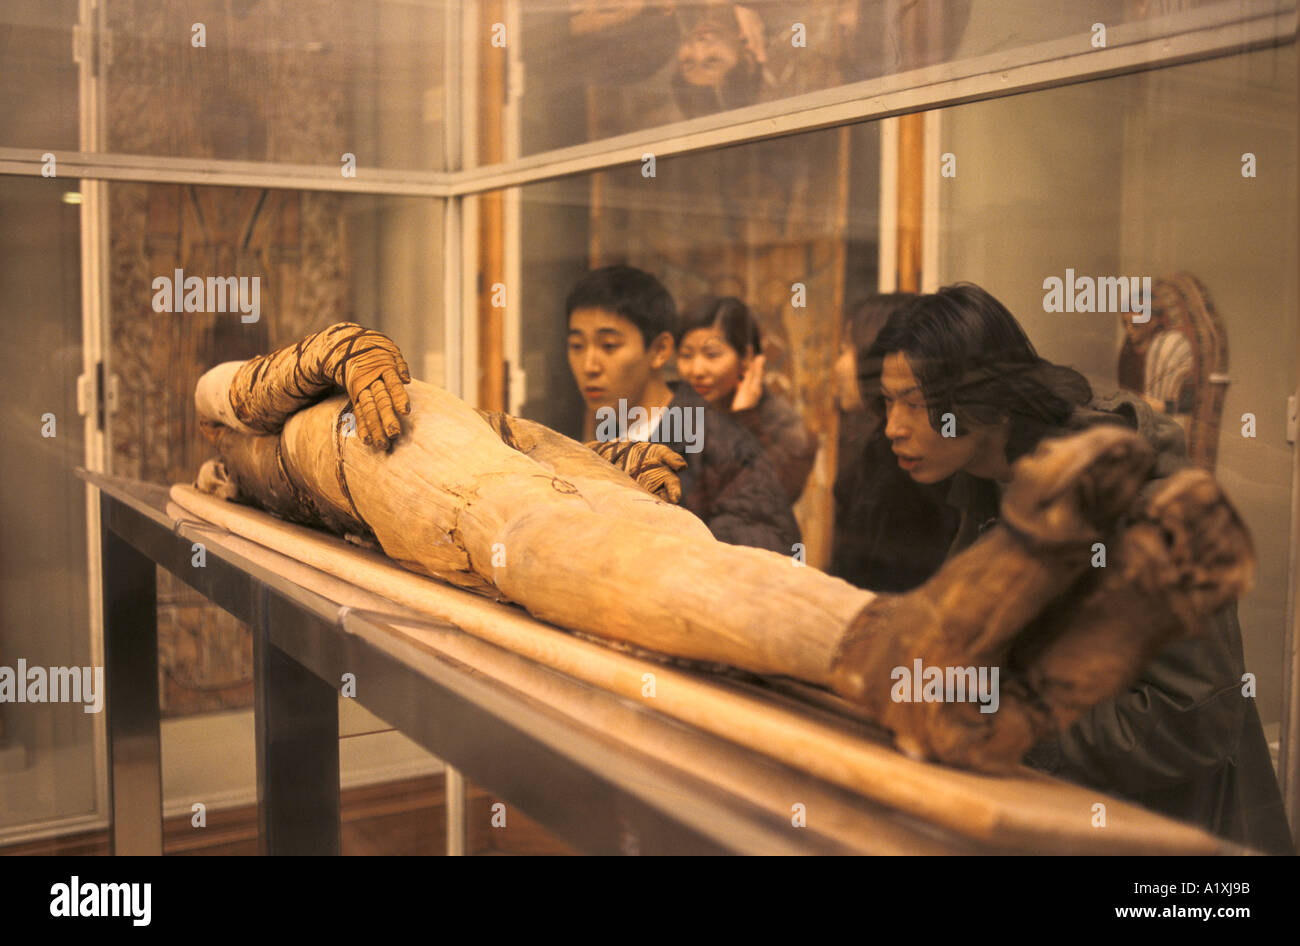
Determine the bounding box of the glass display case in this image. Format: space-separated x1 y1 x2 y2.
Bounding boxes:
0 0 1295 854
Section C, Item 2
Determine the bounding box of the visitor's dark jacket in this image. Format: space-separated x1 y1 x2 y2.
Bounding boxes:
946 391 1293 854
732 389 818 503
659 382 801 555
830 412 957 592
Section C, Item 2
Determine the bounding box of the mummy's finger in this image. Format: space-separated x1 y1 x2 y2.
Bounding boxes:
383 368 411 414
372 382 402 439
355 390 387 449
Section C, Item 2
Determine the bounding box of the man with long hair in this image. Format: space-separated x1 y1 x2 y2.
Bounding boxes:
853 283 1291 853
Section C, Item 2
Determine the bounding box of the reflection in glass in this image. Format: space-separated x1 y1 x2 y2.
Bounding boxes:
0 0 447 170
517 0 1263 158
103 185 442 795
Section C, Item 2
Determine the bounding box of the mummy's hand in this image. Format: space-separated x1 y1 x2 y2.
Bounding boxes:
329 327 413 449
584 440 687 504
229 322 412 449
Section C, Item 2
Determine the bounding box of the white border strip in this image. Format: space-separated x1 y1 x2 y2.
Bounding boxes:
0 147 454 196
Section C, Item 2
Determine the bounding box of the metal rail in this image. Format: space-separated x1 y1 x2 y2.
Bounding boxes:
84 470 981 855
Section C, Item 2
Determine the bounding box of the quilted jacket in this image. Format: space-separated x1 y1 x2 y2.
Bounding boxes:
658 382 801 555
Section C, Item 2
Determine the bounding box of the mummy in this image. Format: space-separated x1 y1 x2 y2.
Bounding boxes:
193 322 1254 773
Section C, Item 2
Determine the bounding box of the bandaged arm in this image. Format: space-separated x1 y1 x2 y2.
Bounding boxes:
194 322 411 449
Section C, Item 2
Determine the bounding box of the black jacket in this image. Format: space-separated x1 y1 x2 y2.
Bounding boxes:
829 414 957 592
659 382 801 555
732 389 818 503
945 392 1293 854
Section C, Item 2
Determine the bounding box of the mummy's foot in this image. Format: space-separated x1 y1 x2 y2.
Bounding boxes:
827 427 1164 771
1009 467 1255 735
196 458 240 501
833 465 1255 773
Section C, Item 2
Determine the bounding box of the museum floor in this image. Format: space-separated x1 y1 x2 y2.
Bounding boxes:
0 773 574 856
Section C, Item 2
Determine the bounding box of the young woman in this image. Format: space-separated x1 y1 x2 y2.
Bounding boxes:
855 282 1291 854
829 293 957 592
675 295 817 502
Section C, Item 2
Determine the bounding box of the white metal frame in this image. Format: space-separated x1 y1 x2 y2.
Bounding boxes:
77 0 111 845
502 0 524 415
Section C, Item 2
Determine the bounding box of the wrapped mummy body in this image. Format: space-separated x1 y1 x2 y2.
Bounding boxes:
194 323 1255 773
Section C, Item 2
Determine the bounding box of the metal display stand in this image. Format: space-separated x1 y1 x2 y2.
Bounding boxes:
85 470 986 855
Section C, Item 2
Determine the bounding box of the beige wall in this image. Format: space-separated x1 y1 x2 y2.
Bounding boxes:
937 45 1297 733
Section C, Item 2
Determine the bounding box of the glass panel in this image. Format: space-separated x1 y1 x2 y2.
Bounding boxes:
102 186 443 847
105 0 448 170
109 185 445 488
487 40 1295 852
0 176 94 832
0 0 80 154
0 0 449 171
108 183 443 719
936 44 1297 764
507 122 882 564
506 0 1293 162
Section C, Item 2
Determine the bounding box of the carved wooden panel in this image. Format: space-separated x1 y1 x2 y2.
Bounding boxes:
105 0 355 715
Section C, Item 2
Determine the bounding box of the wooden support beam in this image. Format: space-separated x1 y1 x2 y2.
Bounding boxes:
477 0 507 412
896 112 925 293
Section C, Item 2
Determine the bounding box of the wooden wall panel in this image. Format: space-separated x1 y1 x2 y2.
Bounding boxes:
105 0 355 715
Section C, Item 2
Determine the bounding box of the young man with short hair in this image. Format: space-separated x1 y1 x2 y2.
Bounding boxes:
565 265 800 554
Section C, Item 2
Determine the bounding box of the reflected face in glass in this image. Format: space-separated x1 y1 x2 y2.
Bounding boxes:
677 23 739 88
1122 309 1162 351
880 352 985 484
834 342 863 412
567 307 666 411
677 326 746 409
